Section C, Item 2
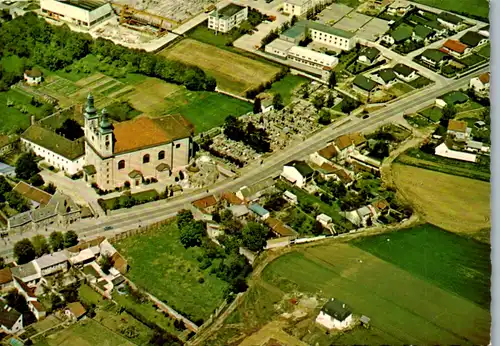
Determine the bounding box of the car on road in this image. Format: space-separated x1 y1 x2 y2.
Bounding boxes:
103 226 113 231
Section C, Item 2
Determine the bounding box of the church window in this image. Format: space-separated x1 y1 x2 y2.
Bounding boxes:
118 160 125 170
175 143 181 148
158 151 165 160
143 154 150 163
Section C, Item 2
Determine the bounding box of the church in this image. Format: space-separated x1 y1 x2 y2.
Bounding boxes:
82 94 193 190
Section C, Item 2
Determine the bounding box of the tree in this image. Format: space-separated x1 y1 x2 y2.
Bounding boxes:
326 93 335 108
328 71 337 89
49 231 64 251
0 175 12 202
272 93 284 111
15 152 39 180
312 94 324 110
177 209 194 230
29 173 44 187
242 222 268 252
63 230 78 248
0 257 5 269
318 110 331 125
5 191 29 212
341 98 357 114
179 220 205 248
223 115 245 141
440 104 456 126
31 235 50 257
45 183 56 194
14 238 36 264
370 141 390 159
99 254 113 274
253 97 262 114
291 15 298 26
56 119 84 140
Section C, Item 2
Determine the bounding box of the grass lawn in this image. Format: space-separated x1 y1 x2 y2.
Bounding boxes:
37 318 135 346
268 74 308 104
477 44 490 58
455 99 484 113
388 82 414 97
159 39 281 96
459 53 487 67
186 21 242 49
407 75 433 89
411 0 489 21
352 224 491 308
419 105 442 122
99 189 159 211
78 284 104 305
114 222 229 322
262 244 490 345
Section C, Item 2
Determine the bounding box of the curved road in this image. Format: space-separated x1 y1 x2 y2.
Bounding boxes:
0 65 489 258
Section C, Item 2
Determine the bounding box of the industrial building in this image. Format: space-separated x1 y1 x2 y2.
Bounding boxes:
283 0 314 16
207 3 248 33
287 46 338 70
41 0 113 28
280 21 356 51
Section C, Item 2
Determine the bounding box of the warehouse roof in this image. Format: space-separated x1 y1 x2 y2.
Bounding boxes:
306 20 355 39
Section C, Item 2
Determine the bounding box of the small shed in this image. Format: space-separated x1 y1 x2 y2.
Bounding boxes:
360 315 371 328
24 68 42 85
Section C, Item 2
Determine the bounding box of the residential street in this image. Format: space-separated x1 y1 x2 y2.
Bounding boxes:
0 65 488 260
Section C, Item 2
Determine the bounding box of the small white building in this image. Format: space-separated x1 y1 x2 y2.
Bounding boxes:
283 191 298 205
281 160 314 188
41 0 113 28
393 63 418 82
435 143 477 162
34 252 69 277
208 3 248 33
387 0 413 16
435 98 447 108
447 120 471 142
0 307 23 334
287 46 339 71
283 0 314 16
23 68 42 85
316 298 353 330
469 72 490 96
316 213 332 227
343 205 376 227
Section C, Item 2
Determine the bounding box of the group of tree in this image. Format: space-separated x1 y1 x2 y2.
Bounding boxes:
245 68 288 99
15 152 39 181
13 230 78 264
369 140 390 160
223 116 271 153
0 175 30 212
0 13 216 91
56 118 84 140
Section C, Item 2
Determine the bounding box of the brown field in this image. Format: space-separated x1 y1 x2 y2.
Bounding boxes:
392 163 490 238
159 39 281 95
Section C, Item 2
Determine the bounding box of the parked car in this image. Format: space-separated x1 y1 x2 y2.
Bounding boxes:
104 226 113 231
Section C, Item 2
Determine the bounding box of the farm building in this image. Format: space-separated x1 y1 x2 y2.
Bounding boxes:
23 68 42 85
435 142 476 162
440 39 470 58
437 12 463 31
40 0 113 28
287 46 339 70
352 75 378 96
358 46 380 64
283 0 314 16
316 298 353 330
393 63 418 82
459 31 489 48
208 3 248 33
281 160 314 188
83 94 193 190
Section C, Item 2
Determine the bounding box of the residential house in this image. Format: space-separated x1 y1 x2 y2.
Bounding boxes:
33 252 68 277
0 268 13 292
65 302 87 321
440 39 470 58
227 204 250 218
13 182 52 209
343 205 376 227
478 25 489 38
386 0 413 16
316 213 335 234
469 72 490 96
0 307 23 334
282 191 298 205
10 262 40 286
420 49 450 67
249 204 270 220
435 142 476 162
207 3 248 33
316 298 353 330
393 63 418 82
459 31 489 48
236 177 275 202
13 278 46 321
23 68 42 85
412 24 434 42
357 46 380 65
220 191 244 206
265 217 297 238
447 119 471 141
352 75 378 96
372 68 397 88
310 143 338 166
192 195 218 214
371 199 390 218
334 132 366 161
281 160 314 188
382 24 413 45
465 140 489 154
317 162 354 186
423 20 447 36
437 12 463 31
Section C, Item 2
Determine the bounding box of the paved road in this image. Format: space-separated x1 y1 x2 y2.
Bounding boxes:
0 65 488 259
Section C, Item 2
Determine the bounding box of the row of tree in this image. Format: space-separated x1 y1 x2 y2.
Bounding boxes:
13 230 78 264
0 13 216 91
223 115 271 153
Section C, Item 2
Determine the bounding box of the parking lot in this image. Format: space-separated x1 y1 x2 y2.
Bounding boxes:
356 17 391 41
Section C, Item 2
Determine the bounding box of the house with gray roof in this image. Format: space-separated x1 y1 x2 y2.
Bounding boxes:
358 46 380 65
352 75 379 96
236 177 275 202
437 12 464 31
393 63 418 82
372 68 397 87
10 262 40 285
0 306 23 334
459 31 489 48
316 298 353 330
34 252 68 277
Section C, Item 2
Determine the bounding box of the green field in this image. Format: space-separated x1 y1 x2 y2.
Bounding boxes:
114 223 229 323
477 44 490 58
262 241 490 345
162 90 252 133
268 74 308 104
411 0 489 21
352 224 491 308
419 105 442 122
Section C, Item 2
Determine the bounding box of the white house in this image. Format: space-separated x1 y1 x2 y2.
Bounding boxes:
34 252 69 277
23 68 42 85
316 298 353 330
387 0 413 16
41 0 113 28
434 142 477 162
357 47 380 65
307 21 356 51
469 72 490 96
309 143 338 166
393 63 418 82
316 213 332 227
447 119 471 142
281 160 314 188
287 46 339 71
0 307 23 334
283 0 314 16
343 205 376 227
265 38 295 58
437 12 463 31
283 191 298 205
208 3 248 33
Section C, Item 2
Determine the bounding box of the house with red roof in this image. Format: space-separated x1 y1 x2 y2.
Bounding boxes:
440 39 470 58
